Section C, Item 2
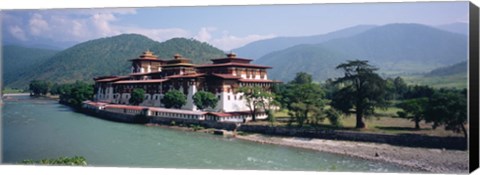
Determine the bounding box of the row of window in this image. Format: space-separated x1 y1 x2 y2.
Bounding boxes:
153 111 202 120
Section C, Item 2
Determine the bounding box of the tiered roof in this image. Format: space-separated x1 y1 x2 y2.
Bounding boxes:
129 50 165 62
196 53 271 69
164 54 195 67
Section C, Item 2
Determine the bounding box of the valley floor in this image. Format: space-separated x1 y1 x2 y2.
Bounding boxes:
235 133 468 174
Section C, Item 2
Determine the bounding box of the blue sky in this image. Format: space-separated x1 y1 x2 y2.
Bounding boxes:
1 1 469 51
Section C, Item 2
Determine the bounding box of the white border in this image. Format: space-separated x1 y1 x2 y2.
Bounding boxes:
0 0 473 10
0 0 476 175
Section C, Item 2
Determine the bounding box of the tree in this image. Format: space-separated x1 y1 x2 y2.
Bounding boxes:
129 88 146 105
396 98 428 129
425 90 467 139
331 60 386 128
325 108 342 127
161 89 187 109
193 91 218 110
58 81 94 108
291 72 313 84
29 80 51 96
403 85 434 99
393 77 408 99
237 86 270 122
286 83 326 127
278 72 326 127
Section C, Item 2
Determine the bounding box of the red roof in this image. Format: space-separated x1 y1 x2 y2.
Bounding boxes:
238 79 277 83
208 111 252 117
129 71 162 76
113 79 168 84
167 73 205 79
149 107 207 115
211 73 241 79
129 58 165 62
196 63 272 69
104 104 147 110
95 76 129 82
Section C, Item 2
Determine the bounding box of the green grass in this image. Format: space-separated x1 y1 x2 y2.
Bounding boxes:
401 73 467 89
2 88 26 94
271 107 463 137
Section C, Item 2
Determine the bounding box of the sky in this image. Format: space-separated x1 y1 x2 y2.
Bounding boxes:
0 1 469 51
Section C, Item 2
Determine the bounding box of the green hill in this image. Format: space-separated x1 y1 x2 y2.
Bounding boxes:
6 34 225 88
425 61 467 77
2 45 59 87
255 23 467 82
150 38 225 63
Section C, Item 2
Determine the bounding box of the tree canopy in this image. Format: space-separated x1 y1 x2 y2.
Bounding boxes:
396 98 428 129
129 88 146 105
161 89 187 109
193 91 218 110
29 80 51 96
425 89 467 138
331 60 386 128
237 86 270 121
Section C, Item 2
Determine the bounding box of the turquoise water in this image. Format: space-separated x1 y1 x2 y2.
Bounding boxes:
2 95 411 172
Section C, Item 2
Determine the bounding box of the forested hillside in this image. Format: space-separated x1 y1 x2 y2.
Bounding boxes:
5 34 225 88
425 61 467 77
150 38 225 63
2 45 59 87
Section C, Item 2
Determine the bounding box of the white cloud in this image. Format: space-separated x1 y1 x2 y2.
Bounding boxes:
3 10 275 50
210 34 276 51
29 13 50 36
121 27 190 41
9 25 28 41
194 27 217 42
192 27 276 51
90 13 117 36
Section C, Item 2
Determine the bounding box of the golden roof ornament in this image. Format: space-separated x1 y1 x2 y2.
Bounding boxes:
140 50 157 59
174 53 182 59
226 52 236 58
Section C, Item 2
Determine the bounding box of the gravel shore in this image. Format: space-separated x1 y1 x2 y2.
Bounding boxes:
235 133 468 173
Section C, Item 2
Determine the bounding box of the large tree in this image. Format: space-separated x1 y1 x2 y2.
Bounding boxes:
57 81 94 108
193 91 218 110
129 88 146 105
29 80 51 96
161 89 187 109
291 72 313 84
237 86 270 122
396 98 428 130
331 60 386 128
425 90 467 139
278 72 326 127
285 83 326 127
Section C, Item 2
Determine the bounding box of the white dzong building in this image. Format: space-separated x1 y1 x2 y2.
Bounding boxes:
93 51 277 117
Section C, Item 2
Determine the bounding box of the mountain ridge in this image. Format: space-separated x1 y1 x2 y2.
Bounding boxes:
254 23 467 82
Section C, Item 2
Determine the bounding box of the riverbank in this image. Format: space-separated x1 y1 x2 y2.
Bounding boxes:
235 133 468 173
141 121 468 173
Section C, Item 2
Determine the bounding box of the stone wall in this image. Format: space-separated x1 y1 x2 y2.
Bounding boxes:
238 125 467 150
149 116 238 130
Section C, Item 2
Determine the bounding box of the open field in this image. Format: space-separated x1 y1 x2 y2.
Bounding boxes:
401 73 467 89
271 108 464 137
2 88 26 94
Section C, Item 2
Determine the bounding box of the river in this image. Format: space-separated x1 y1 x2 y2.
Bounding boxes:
1 95 411 172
